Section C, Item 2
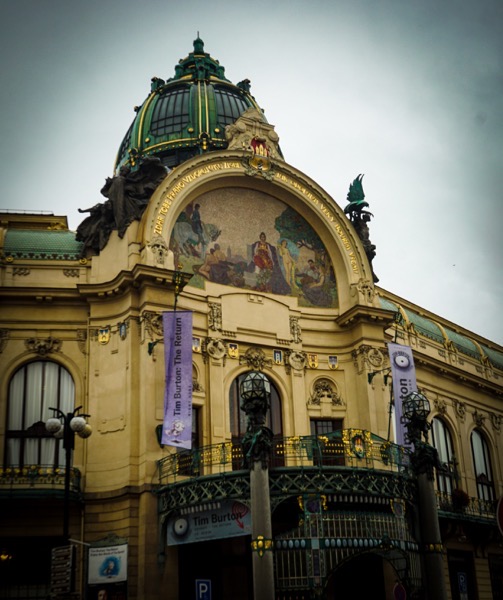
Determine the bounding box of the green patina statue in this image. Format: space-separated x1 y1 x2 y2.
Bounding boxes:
344 174 378 282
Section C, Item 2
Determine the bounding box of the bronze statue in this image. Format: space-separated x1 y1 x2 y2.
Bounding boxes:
76 157 167 257
343 174 378 282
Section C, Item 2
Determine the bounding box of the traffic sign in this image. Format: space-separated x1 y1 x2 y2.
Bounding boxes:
196 579 212 600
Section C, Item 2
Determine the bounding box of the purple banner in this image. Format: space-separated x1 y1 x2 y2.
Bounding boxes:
388 343 417 447
162 311 193 449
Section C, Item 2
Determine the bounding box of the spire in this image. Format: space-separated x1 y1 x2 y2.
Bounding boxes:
193 34 204 55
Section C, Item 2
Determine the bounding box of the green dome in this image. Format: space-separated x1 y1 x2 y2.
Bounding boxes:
115 37 269 172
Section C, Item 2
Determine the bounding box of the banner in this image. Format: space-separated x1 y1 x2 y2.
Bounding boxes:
88 544 128 585
167 501 251 546
162 311 193 449
388 343 417 446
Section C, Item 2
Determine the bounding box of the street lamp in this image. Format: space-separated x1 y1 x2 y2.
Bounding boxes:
46 406 92 541
240 371 275 600
401 392 447 600
402 390 431 445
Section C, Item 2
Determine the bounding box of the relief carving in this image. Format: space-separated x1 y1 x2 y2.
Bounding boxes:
308 378 343 406
25 336 62 356
239 347 272 371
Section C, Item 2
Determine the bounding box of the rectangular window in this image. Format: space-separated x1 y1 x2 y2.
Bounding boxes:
310 419 343 466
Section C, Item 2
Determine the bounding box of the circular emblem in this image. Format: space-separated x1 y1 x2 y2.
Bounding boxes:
393 353 411 369
173 517 189 538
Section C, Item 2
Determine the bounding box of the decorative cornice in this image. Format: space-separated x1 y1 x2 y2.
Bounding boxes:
336 305 396 329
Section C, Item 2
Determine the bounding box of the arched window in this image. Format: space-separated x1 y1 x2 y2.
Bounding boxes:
470 429 495 502
229 372 283 467
229 373 283 438
431 417 455 494
5 361 75 468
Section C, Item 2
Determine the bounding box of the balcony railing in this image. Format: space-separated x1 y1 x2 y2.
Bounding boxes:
0 465 81 497
157 430 411 485
436 490 496 520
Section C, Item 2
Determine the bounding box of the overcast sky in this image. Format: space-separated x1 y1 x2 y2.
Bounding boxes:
1 0 502 345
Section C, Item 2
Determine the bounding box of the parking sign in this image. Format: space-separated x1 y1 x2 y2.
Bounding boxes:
196 579 211 600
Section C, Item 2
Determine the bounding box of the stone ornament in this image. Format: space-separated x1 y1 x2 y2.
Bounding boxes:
149 235 170 266
287 350 307 371
239 347 272 371
206 339 226 360
25 337 62 356
308 379 343 406
290 316 302 344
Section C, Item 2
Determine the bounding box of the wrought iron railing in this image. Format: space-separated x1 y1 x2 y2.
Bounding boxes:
0 465 81 496
436 490 496 520
157 430 411 485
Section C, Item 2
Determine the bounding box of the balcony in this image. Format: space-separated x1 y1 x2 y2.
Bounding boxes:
0 465 81 499
156 430 417 512
436 490 496 522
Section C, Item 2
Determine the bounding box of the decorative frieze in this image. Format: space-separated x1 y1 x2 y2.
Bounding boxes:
25 336 62 356
63 269 79 278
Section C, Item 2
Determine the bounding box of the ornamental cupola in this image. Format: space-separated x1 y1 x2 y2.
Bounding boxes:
115 36 279 172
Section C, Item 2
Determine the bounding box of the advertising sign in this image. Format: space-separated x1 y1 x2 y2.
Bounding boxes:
167 501 251 546
162 311 193 449
88 544 128 585
388 343 417 446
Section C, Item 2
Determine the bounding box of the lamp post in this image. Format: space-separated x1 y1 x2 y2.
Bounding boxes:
240 371 275 600
402 392 447 600
45 406 92 541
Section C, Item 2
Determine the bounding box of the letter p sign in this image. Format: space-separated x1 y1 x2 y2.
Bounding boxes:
196 579 212 600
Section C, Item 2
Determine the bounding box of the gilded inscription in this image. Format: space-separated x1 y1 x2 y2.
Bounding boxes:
154 161 241 234
276 173 359 274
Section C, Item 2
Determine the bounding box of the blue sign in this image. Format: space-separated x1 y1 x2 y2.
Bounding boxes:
196 579 211 600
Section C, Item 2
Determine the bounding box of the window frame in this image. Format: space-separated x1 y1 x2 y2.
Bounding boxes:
470 428 495 502
430 416 455 495
5 360 76 469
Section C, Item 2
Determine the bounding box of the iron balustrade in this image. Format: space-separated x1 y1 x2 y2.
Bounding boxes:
157 431 412 485
0 465 81 497
436 490 496 520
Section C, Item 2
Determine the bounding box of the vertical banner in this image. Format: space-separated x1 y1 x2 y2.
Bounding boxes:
162 311 193 449
388 343 417 446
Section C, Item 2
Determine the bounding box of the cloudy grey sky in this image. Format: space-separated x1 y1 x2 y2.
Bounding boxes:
1 0 502 345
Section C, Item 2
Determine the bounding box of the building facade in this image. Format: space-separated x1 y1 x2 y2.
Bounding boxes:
0 38 502 600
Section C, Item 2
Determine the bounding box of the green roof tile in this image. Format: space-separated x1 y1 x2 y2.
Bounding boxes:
4 230 82 260
402 308 445 344
480 344 503 370
443 327 480 359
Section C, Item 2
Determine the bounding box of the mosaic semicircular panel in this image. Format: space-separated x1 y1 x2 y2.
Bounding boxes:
169 188 338 308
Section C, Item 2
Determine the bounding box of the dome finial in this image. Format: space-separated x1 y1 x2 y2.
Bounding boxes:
193 34 204 54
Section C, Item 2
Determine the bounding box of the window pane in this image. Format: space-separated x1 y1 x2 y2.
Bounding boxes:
6 362 75 468
471 429 494 501
431 418 454 495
